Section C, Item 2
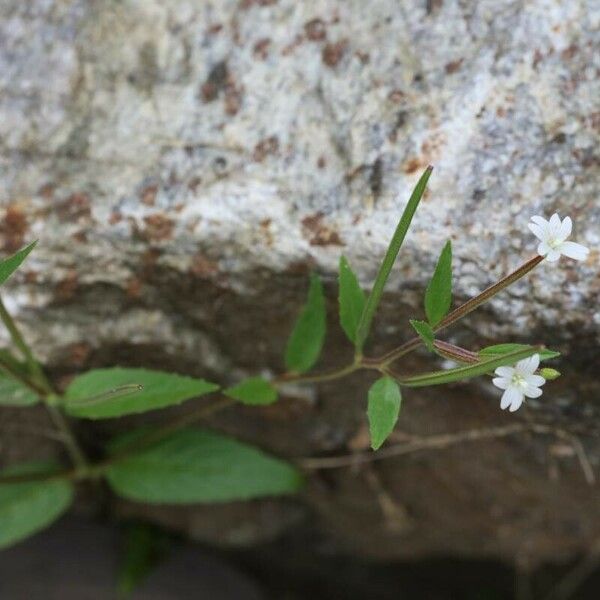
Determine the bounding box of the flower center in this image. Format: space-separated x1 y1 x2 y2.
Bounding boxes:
547 236 561 249
511 373 528 390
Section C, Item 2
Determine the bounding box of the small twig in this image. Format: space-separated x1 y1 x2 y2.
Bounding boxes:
298 424 529 469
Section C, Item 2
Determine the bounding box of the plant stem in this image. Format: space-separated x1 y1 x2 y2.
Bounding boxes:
376 255 544 365
0 296 48 388
0 294 89 470
274 362 361 386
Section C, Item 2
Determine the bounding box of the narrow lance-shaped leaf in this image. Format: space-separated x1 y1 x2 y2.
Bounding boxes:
105 428 304 504
409 319 435 352
479 343 560 361
0 461 74 549
367 376 402 450
0 241 37 286
399 346 542 388
425 240 452 326
338 256 366 344
64 368 219 419
224 376 278 406
355 166 433 354
285 273 326 373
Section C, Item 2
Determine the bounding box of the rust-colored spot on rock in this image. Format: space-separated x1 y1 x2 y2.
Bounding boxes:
253 38 271 60
224 85 243 115
403 157 424 175
444 58 463 74
200 61 229 103
126 277 143 299
317 156 326 169
304 18 327 41
253 136 279 161
143 214 175 242
190 254 219 278
322 39 348 68
240 0 277 8
0 205 29 252
55 193 91 222
38 183 55 199
302 212 344 247
55 270 79 301
66 342 92 368
108 211 123 225
388 89 406 103
141 184 158 206
561 44 578 60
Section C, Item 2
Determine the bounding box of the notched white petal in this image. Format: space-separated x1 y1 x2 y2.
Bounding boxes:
528 222 545 241
560 241 589 261
508 394 524 412
527 374 546 387
524 385 543 398
500 387 522 411
517 354 539 374
493 377 510 390
558 216 572 241
530 215 548 227
494 366 514 378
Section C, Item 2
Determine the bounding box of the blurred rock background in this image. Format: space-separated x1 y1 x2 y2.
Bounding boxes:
0 0 599 596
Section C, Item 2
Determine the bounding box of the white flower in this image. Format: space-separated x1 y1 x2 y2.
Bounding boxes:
492 354 546 412
528 213 589 262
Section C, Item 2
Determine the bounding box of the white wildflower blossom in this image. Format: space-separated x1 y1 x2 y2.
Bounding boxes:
528 213 589 262
492 354 546 412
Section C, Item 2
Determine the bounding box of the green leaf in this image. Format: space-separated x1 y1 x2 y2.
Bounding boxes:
479 343 560 361
425 240 452 326
106 428 304 504
118 524 169 598
0 241 37 286
401 346 541 388
0 461 73 549
355 166 433 354
64 368 219 419
224 376 278 406
367 377 402 450
0 376 39 406
285 273 326 373
409 319 435 352
338 256 366 344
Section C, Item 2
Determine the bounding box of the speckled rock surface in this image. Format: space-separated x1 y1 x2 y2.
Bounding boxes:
0 0 599 567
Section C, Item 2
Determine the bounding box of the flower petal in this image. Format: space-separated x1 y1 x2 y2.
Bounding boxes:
530 215 548 228
524 385 543 398
500 387 522 411
508 394 524 412
526 374 546 387
493 377 510 390
557 216 572 241
537 241 551 257
528 222 545 241
495 366 515 378
549 213 561 234
559 241 589 261
517 354 539 374
546 249 562 262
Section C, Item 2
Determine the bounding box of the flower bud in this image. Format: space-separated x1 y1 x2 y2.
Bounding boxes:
539 367 561 381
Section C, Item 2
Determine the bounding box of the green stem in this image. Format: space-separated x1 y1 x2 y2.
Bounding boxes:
0 296 48 389
0 294 89 470
274 362 361 386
